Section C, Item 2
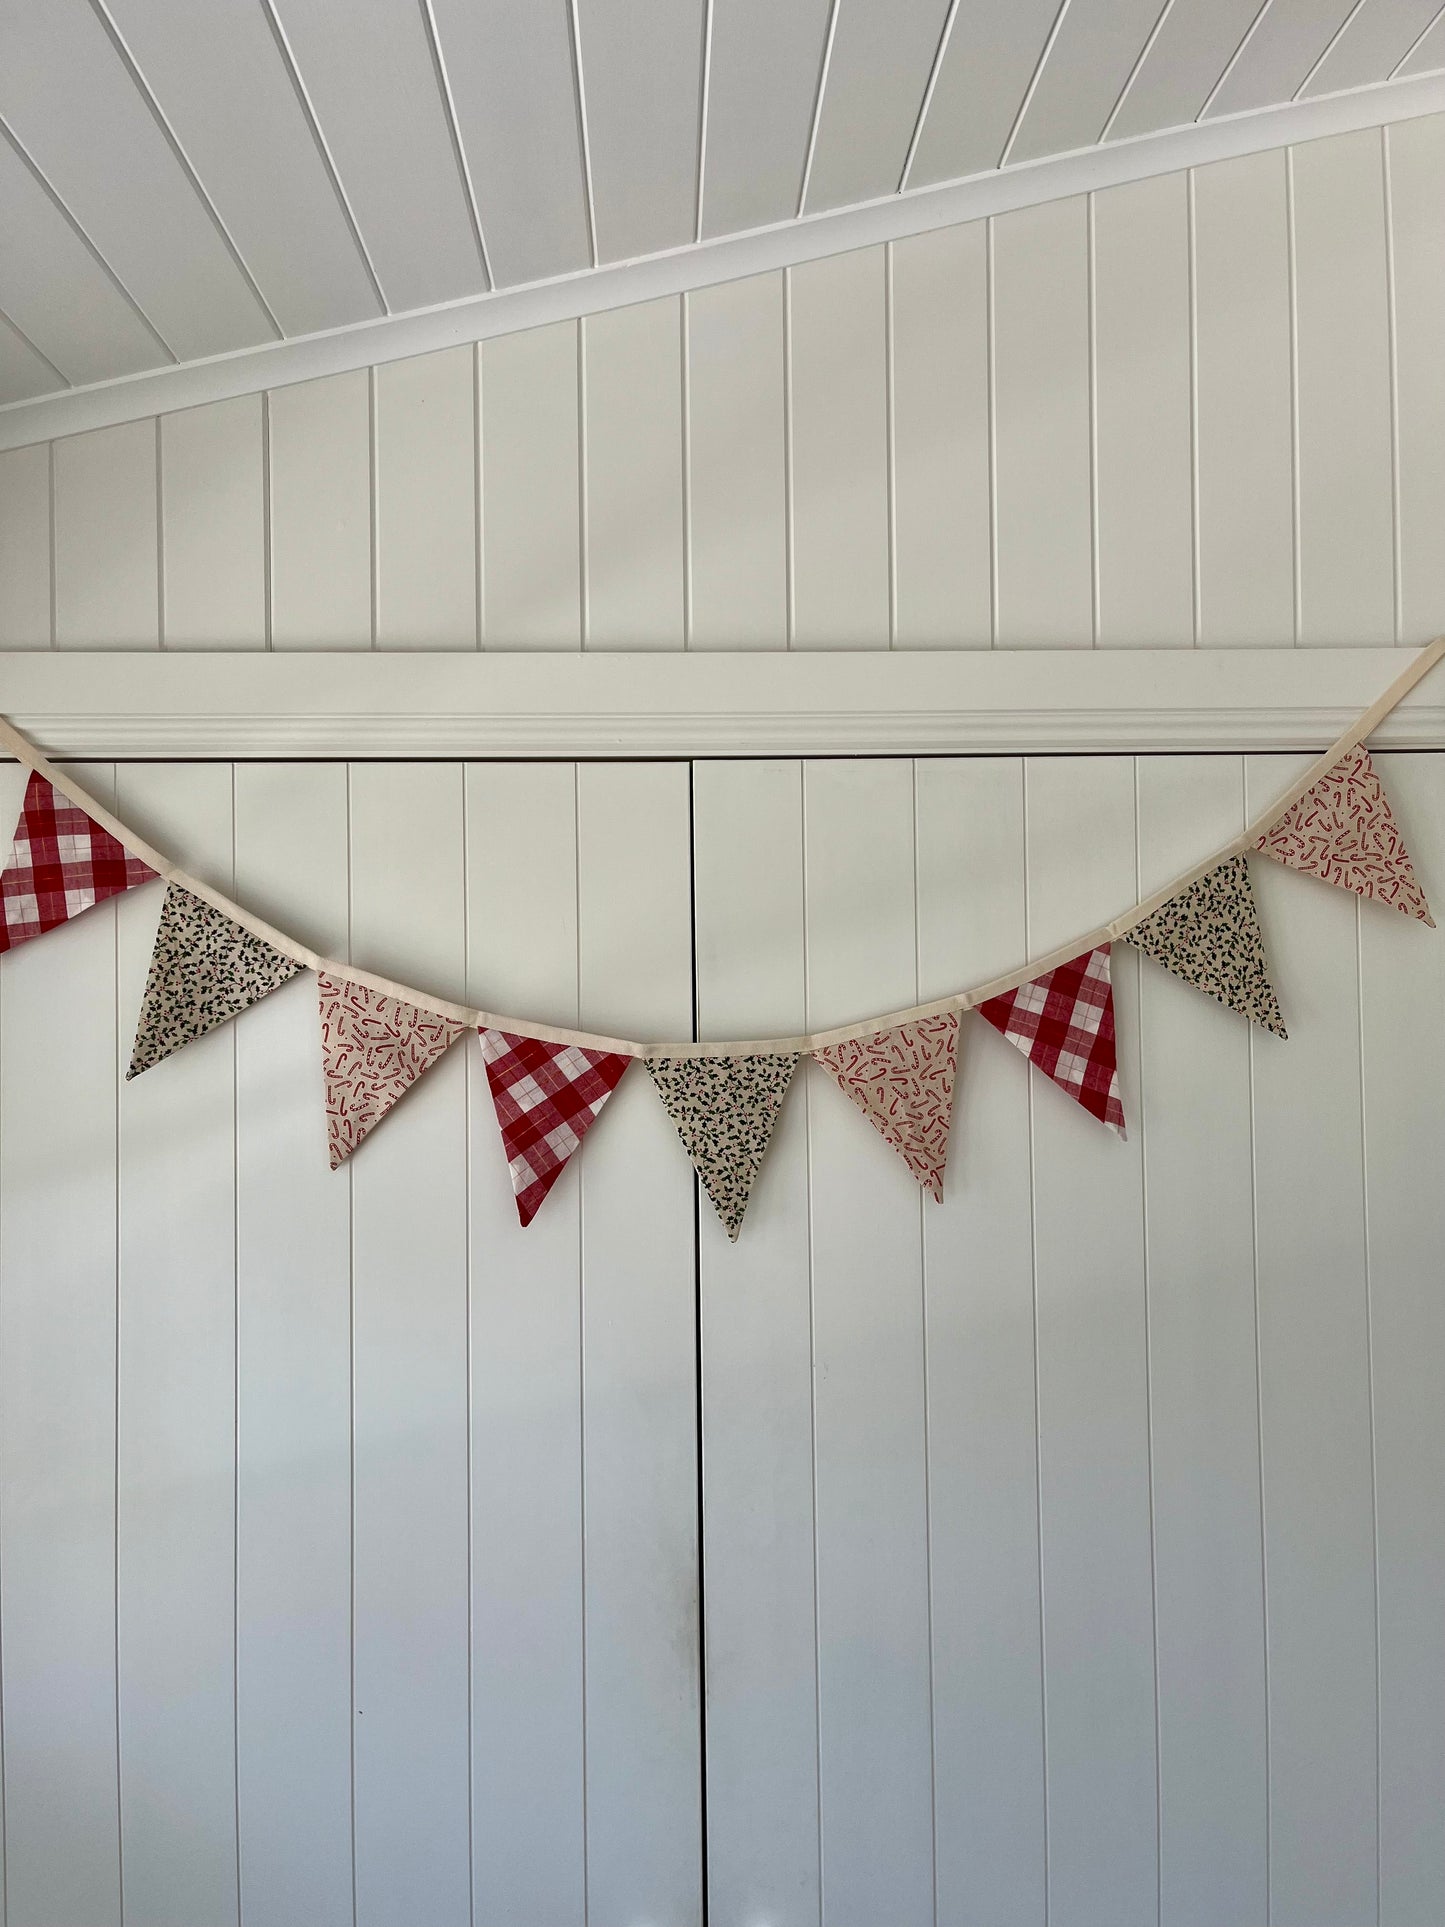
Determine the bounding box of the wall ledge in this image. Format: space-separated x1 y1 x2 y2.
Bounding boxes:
2 649 1442 759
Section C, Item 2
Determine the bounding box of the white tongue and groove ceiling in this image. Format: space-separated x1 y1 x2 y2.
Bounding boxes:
4 0 1445 435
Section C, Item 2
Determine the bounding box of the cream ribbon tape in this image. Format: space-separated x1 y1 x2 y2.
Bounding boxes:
2 633 1443 1060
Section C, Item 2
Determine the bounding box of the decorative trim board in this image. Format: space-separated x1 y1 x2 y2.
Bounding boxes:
2 649 1443 760
4 70 1445 452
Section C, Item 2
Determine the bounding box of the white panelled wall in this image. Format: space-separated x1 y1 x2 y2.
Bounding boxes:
1 749 1443 1927
5 117 1445 653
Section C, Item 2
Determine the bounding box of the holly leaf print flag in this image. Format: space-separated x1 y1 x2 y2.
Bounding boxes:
645 1051 799 1239
128 885 304 1077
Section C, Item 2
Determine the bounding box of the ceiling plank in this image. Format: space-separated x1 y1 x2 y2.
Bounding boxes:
98 0 382 336
700 0 833 236
1397 5 1445 69
905 0 1063 186
268 0 488 310
574 0 706 261
0 309 66 406
1302 0 1445 93
428 0 591 287
5 68 1445 451
0 0 275 359
802 0 955 211
1108 0 1269 138
0 133 170 385
1007 0 1173 163
1206 0 1357 115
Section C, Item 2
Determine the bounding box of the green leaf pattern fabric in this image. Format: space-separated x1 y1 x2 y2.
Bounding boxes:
1122 855 1287 1037
645 1051 799 1239
128 884 304 1078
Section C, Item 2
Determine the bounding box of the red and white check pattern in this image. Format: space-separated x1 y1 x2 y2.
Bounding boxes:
977 945 1125 1134
1 770 157 954
479 1028 632 1226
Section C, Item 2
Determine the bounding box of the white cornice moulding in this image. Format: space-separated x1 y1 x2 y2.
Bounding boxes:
2 649 1443 759
5 71 1445 451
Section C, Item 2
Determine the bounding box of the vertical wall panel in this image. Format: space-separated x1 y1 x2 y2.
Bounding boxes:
1386 116 1445 643
0 763 122 1927
992 199 1093 647
1292 131 1396 645
1024 756 1156 1926
233 765 354 1927
1193 150 1296 647
347 763 471 1927
0 444 50 646
1135 757 1268 1927
54 423 157 647
891 227 992 648
268 372 372 648
465 763 587 1925
584 298 685 647
374 347 477 649
1359 753 1445 1927
789 249 890 647
574 763 701 1926
480 322 581 647
114 765 238 1927
160 397 265 647
1093 174 1194 646
686 276 788 648
1246 753 1377 1926
693 759 818 1924
914 758 1046 1927
804 759 933 1926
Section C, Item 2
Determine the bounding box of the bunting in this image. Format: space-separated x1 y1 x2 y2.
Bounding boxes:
812 1012 960 1200
0 769 156 953
646 1052 799 1239
318 974 465 1168
977 946 1125 1133
479 1028 632 1225
1121 856 1286 1036
128 885 304 1078
1254 744 1434 924
1 630 1442 1219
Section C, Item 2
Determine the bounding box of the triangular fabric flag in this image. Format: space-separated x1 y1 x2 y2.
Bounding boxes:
977 945 1126 1134
645 1051 799 1240
479 1028 632 1226
318 973 466 1168
1254 743 1434 924
0 769 157 953
812 1011 960 1201
1121 856 1287 1037
127 884 305 1078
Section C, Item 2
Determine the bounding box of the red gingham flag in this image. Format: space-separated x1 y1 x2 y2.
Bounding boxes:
1 770 158 954
479 1028 632 1226
976 945 1126 1134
